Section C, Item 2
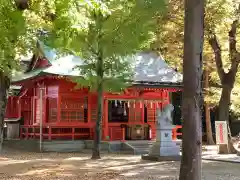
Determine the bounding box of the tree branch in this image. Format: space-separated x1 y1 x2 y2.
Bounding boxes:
229 3 240 73
229 20 240 75
229 20 238 57
209 82 223 88
208 34 225 81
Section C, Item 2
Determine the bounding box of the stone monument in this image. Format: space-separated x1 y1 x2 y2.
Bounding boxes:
142 104 181 161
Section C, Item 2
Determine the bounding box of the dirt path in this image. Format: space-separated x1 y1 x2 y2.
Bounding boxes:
0 150 240 180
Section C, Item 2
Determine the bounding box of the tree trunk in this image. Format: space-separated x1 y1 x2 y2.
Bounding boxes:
0 72 10 153
205 103 215 145
91 82 103 159
208 13 240 155
91 54 104 160
217 87 237 154
204 69 215 145
179 0 204 179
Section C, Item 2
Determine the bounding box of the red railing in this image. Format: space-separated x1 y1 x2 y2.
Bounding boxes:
172 125 182 140
108 122 150 141
108 123 183 142
20 124 183 141
20 125 94 140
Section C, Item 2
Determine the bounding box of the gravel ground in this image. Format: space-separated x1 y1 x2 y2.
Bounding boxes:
0 149 240 180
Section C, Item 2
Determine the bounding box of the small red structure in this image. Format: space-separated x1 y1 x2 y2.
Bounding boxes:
6 41 183 141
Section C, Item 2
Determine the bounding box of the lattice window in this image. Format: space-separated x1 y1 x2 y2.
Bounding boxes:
61 111 68 121
128 102 136 122
60 96 87 122
91 107 97 122
47 97 57 123
90 96 97 122
135 102 141 122
146 103 156 123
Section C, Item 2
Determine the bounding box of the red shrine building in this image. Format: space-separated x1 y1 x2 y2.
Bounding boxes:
5 41 183 141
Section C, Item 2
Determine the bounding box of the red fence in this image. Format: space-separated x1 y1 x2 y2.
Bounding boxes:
20 125 94 140
172 125 182 140
108 123 182 141
20 124 182 141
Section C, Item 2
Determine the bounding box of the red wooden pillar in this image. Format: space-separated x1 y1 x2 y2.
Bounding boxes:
103 99 109 140
135 101 142 124
87 94 93 139
48 126 52 140
141 101 144 124
10 96 13 115
35 88 40 125
87 93 91 123
57 95 61 123
166 89 170 104
162 89 169 106
72 127 75 140
30 96 33 125
128 101 135 123
32 87 36 125
43 87 47 125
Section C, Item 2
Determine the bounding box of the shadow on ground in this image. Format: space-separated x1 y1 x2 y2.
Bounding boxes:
0 149 240 180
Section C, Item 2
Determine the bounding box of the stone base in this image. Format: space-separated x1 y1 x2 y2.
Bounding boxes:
141 154 181 161
149 141 180 156
237 151 240 156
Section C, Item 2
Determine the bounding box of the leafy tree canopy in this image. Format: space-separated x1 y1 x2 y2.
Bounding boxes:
154 0 240 115
0 0 56 76
41 0 167 92
0 0 27 75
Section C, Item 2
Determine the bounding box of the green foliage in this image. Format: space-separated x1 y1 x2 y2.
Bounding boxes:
154 0 232 70
0 0 55 76
0 0 26 75
73 55 135 92
205 0 240 115
153 0 240 116
151 0 184 69
43 0 167 92
205 0 233 34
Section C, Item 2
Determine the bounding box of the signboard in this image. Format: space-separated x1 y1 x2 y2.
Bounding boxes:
215 121 228 145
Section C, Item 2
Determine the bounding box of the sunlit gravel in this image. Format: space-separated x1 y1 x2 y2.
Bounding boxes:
0 149 239 180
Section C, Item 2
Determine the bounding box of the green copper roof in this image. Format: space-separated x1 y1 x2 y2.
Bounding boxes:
37 40 58 64
12 69 45 83
11 54 83 83
12 43 183 85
